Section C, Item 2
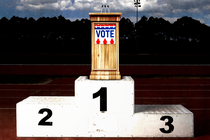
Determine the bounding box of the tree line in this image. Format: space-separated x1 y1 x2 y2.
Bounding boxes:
0 15 209 54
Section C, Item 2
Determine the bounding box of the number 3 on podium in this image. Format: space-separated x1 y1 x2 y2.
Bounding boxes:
160 116 174 133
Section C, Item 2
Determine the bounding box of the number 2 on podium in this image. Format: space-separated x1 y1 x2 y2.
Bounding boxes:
38 108 53 126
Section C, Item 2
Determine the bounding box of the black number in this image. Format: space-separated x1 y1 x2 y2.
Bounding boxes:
93 87 107 111
159 116 174 133
38 108 53 126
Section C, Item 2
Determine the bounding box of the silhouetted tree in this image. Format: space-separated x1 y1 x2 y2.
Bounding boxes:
0 15 210 54
120 17 134 39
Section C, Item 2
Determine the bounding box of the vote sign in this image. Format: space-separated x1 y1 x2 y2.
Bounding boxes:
95 24 116 44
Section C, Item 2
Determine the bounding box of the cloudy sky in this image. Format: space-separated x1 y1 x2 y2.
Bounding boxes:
1 0 210 25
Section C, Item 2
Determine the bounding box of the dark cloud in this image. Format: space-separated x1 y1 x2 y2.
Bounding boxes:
0 0 17 8
157 0 210 11
24 0 58 6
10 0 210 25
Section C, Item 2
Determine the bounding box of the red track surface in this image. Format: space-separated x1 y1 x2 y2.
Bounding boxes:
1 64 210 76
1 65 210 139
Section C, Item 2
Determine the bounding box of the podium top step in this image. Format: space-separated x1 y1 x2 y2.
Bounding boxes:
75 76 133 82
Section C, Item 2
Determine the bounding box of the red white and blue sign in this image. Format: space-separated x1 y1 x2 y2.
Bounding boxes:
95 24 116 44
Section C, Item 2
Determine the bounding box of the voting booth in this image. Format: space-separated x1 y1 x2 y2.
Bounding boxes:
16 13 194 138
89 13 121 80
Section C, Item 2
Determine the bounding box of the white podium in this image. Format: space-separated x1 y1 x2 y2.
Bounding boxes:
75 76 134 115
16 76 194 137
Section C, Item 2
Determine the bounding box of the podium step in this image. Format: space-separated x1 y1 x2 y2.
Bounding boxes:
75 76 134 115
132 105 194 137
17 96 193 137
16 96 78 137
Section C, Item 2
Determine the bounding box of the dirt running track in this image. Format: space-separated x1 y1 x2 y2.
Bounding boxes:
0 65 210 140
